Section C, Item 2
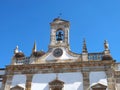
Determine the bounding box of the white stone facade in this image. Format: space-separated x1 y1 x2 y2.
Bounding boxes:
0 18 120 90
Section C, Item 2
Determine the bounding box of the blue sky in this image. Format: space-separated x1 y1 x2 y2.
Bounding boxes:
0 0 120 67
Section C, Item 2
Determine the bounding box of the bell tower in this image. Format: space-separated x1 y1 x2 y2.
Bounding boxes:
49 18 70 49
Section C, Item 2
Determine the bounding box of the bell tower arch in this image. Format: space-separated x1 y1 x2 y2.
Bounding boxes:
49 18 70 49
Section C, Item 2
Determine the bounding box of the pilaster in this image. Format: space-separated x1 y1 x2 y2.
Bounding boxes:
82 53 88 61
106 70 115 90
4 75 13 90
25 74 33 90
1 75 6 90
115 71 120 90
82 71 90 90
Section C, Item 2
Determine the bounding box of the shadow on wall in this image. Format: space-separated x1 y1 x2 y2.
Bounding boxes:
43 85 49 90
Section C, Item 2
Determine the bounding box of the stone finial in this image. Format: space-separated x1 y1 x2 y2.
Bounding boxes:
104 40 109 51
104 40 111 55
14 45 19 54
32 41 37 53
14 46 25 58
82 39 88 53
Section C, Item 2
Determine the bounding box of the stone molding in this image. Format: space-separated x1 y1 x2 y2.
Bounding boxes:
6 61 114 75
5 60 114 75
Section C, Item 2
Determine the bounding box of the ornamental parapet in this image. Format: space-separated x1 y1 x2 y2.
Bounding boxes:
88 52 103 60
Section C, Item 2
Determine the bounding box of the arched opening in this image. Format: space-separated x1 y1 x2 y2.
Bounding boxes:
56 30 64 41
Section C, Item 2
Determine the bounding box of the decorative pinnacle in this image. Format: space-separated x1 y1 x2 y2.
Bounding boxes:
14 45 19 54
82 39 88 53
32 41 37 53
104 40 109 51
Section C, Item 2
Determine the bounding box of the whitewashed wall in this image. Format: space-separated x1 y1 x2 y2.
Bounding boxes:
89 71 107 90
31 73 55 90
31 72 83 90
44 47 78 61
11 75 26 89
9 71 109 90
